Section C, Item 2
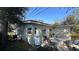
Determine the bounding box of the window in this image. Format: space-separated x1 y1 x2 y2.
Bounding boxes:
27 28 32 34
42 29 46 34
35 27 37 34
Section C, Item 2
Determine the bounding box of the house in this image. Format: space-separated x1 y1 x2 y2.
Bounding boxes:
14 20 71 47
16 20 52 46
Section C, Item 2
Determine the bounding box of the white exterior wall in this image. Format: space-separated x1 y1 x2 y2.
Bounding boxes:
17 23 50 46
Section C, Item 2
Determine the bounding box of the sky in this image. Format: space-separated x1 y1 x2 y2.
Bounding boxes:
25 7 75 24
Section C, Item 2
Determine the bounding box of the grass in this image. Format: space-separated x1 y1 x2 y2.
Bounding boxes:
0 39 59 51
6 40 34 51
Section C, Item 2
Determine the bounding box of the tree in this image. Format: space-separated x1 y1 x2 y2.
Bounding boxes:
52 22 60 29
64 15 77 25
0 7 28 50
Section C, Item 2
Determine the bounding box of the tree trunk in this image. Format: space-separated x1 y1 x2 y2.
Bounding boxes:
0 20 8 50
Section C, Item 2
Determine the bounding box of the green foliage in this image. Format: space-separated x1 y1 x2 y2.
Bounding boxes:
0 7 28 23
52 22 60 28
64 15 77 25
0 7 28 50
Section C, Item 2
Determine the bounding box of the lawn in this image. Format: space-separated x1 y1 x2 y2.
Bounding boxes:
6 40 34 51
0 40 59 51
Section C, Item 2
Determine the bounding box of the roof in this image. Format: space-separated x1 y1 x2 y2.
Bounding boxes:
22 20 51 27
